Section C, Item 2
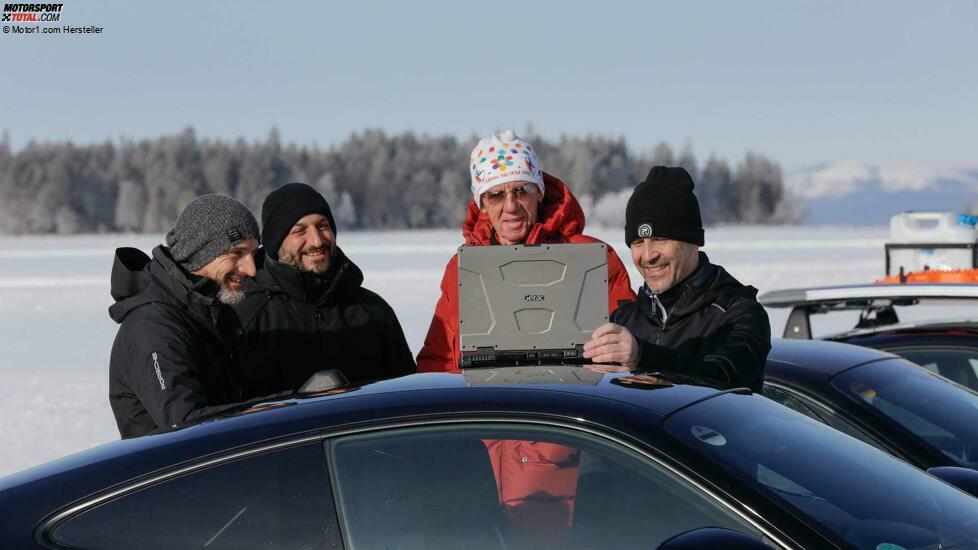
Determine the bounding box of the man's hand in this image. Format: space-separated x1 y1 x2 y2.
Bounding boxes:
583 323 640 369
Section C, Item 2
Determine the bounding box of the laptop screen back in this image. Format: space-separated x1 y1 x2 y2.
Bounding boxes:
457 243 609 364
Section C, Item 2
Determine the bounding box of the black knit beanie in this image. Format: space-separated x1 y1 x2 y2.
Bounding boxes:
261 183 336 259
625 166 704 247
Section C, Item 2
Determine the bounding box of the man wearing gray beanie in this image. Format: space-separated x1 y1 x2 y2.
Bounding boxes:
108 194 262 438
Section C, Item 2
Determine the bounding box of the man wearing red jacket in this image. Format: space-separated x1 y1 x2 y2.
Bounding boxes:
417 129 635 372
416 129 635 539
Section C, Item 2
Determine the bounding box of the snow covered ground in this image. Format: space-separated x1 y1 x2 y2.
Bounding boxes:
0 225 935 478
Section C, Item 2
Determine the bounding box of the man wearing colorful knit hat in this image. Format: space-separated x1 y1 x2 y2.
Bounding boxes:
418 129 635 371
583 166 771 392
416 129 637 538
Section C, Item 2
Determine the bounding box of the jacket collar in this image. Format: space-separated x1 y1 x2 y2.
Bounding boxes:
638 252 756 321
149 246 225 323
252 245 363 305
642 252 714 307
461 172 586 246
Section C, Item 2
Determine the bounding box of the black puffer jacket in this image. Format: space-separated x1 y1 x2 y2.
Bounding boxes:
108 246 246 439
611 253 771 392
234 247 416 397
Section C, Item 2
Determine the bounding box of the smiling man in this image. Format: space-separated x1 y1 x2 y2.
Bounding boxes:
417 129 635 373
583 166 771 392
415 130 636 538
234 183 415 397
108 195 261 438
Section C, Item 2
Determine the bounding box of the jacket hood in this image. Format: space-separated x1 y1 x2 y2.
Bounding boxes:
109 245 219 324
110 247 151 302
461 172 586 246
109 247 155 323
248 245 364 305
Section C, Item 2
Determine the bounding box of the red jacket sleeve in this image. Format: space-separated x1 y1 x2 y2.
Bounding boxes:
416 256 461 373
606 247 636 314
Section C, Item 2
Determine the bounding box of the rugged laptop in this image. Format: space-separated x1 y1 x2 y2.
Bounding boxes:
457 242 609 369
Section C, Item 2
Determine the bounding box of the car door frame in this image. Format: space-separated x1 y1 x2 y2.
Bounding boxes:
35 434 340 549
37 414 823 550
318 415 817 549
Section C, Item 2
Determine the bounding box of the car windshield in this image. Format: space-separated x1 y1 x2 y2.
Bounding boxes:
833 358 978 468
665 392 978 549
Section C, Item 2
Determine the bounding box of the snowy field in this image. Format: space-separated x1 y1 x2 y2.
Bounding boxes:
0 224 937 478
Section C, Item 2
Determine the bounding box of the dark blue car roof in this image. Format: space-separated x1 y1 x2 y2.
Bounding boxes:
768 338 898 377
0 370 727 509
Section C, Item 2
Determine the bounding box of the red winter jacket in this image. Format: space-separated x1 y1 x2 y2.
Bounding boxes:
416 173 636 534
417 173 636 373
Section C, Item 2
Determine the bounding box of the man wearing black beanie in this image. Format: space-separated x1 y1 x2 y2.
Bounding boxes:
583 166 771 392
234 183 415 397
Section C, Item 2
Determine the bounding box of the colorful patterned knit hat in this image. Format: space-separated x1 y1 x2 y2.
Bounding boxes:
469 129 544 208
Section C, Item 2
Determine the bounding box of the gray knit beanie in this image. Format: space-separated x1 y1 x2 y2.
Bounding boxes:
165 195 260 271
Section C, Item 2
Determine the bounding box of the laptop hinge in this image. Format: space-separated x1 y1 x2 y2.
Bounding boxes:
461 347 497 369
461 345 587 369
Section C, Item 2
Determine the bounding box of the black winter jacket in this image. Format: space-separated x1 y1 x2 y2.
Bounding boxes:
611 253 771 392
108 246 246 439
234 247 416 397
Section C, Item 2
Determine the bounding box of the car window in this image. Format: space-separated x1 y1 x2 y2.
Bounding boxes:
887 347 978 390
833 358 978 468
665 392 978 549
52 442 340 550
762 384 894 454
762 385 824 421
326 423 764 550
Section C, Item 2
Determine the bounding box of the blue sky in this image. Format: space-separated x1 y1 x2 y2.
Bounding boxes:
2 0 976 170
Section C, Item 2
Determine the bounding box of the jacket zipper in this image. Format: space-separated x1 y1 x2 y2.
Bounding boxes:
653 294 667 345
653 286 688 345
655 318 666 345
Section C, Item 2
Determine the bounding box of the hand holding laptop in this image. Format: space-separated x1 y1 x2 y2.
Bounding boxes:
582 323 640 369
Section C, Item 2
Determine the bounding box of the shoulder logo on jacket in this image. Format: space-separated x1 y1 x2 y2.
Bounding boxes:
151 352 166 390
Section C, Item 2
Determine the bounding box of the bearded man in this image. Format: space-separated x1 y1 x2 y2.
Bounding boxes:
109 195 261 438
234 183 415 397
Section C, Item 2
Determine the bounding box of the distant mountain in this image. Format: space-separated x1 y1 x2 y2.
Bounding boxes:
786 162 978 225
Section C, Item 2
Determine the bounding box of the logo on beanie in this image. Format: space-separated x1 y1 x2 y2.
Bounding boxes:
227 227 243 243
491 149 514 172
638 223 653 238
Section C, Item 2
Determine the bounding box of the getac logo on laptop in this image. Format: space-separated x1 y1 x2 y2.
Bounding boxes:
523 294 545 302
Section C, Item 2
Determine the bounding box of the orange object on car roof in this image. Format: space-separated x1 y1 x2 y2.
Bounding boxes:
876 268 978 284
